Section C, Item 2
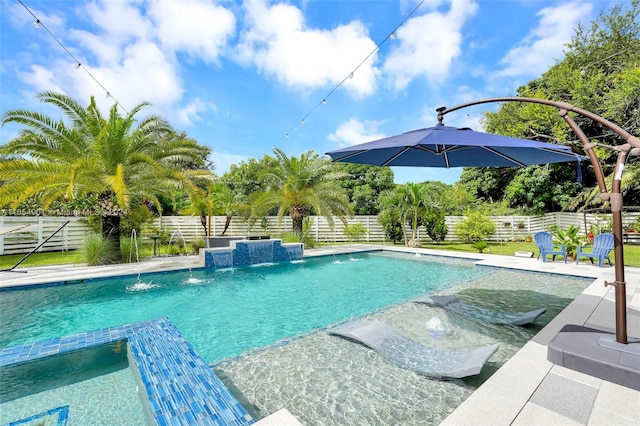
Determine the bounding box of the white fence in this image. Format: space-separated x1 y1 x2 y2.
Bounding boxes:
1 212 638 255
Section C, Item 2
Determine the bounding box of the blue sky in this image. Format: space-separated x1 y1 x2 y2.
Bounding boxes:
1 0 601 184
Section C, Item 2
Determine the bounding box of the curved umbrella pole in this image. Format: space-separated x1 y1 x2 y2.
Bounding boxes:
437 97 640 344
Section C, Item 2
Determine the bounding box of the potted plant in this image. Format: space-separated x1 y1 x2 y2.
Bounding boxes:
524 234 533 242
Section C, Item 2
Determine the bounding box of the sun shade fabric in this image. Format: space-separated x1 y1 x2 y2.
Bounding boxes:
329 320 499 379
326 124 583 168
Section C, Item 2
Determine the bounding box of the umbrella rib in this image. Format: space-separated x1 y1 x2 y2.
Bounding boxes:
381 147 411 166
332 150 369 162
482 147 527 167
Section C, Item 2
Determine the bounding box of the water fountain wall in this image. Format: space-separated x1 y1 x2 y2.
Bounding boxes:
203 239 303 269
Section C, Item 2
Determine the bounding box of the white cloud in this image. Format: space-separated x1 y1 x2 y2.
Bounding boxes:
328 118 387 148
175 98 217 126
499 2 592 77
17 65 65 94
383 0 478 91
10 0 238 119
236 0 379 97
69 40 183 113
85 0 151 41
148 0 236 63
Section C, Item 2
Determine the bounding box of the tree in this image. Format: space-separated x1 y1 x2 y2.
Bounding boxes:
252 148 353 238
0 92 211 257
463 1 639 211
333 163 395 215
455 211 497 243
376 182 442 247
210 182 249 236
377 188 405 243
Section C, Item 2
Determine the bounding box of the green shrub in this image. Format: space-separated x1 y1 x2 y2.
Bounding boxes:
119 238 140 263
472 241 489 253
191 238 205 253
280 218 316 248
82 233 119 265
377 209 404 243
343 223 368 242
425 215 448 244
551 224 583 258
455 212 496 243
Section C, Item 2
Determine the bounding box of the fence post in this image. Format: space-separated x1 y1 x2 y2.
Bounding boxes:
0 216 4 256
37 217 44 252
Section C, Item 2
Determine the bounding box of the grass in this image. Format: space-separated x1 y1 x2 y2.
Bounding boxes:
2 240 640 269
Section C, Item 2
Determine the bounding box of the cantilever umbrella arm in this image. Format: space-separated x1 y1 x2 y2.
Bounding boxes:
437 97 640 345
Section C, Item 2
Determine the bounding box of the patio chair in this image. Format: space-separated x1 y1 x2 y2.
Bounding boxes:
576 233 614 267
533 231 567 263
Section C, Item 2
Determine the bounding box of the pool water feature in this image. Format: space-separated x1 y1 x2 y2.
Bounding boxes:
1 252 489 363
203 239 304 269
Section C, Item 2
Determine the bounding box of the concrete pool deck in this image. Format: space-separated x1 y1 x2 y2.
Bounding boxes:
1 245 639 425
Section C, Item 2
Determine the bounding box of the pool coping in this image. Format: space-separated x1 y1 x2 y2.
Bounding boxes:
0 318 254 426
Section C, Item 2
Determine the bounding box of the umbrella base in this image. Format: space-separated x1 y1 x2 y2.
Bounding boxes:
547 324 640 391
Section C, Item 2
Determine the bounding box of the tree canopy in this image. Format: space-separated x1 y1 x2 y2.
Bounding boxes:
0 92 212 253
461 0 640 212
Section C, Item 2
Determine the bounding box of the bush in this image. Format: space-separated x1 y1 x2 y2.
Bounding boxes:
551 224 583 258
191 238 205 253
424 215 448 244
377 210 404 243
119 238 140 263
343 223 368 242
280 217 316 248
455 212 496 243
82 233 119 265
472 241 489 253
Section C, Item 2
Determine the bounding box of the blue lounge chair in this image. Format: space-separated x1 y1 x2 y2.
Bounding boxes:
533 231 567 263
576 233 614 267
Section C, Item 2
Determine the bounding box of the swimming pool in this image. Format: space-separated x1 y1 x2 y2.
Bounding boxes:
0 250 592 424
216 267 592 425
1 252 490 363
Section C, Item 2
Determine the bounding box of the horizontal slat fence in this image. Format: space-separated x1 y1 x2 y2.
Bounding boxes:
0 217 90 255
1 211 638 254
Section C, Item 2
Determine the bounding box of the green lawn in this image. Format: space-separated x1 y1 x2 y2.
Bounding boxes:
1 240 639 269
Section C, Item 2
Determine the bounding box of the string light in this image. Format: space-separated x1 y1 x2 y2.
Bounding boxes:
280 0 426 140
18 0 129 114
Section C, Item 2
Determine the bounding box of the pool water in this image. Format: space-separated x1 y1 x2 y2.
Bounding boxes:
0 343 145 425
216 269 591 425
1 252 490 363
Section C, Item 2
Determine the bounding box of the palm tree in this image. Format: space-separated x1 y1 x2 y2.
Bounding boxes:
0 92 211 256
210 182 249 236
252 148 352 238
378 182 440 247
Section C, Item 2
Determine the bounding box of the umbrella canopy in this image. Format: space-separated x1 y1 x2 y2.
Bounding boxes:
326 124 582 168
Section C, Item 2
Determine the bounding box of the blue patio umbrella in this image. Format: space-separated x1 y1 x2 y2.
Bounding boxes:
326 124 584 168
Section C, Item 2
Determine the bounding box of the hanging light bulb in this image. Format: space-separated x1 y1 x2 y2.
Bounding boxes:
285 133 289 138
349 72 354 79
33 20 41 28
75 63 81 69
390 32 396 40
106 92 111 98
322 99 327 105
301 118 305 124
